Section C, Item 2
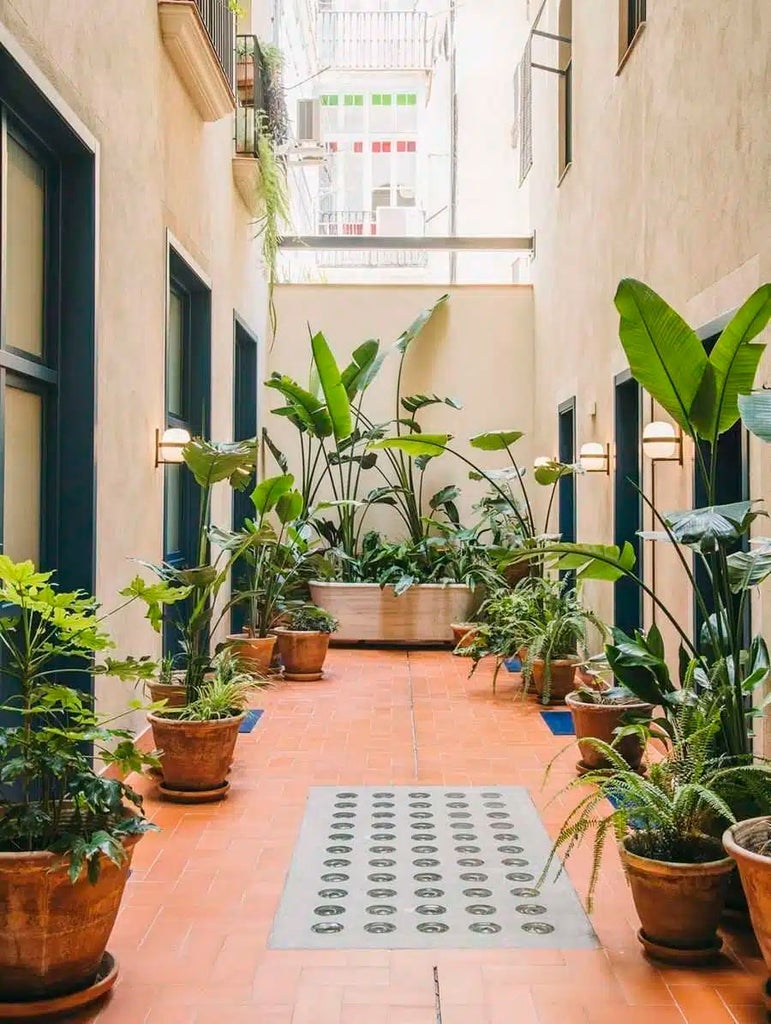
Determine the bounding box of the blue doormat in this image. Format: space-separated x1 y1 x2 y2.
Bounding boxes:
239 709 264 733
504 657 522 672
540 711 575 736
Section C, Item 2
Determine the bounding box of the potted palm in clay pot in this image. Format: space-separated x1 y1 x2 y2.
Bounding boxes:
0 557 176 1017
274 604 338 680
723 818 771 1010
543 703 771 965
226 473 318 673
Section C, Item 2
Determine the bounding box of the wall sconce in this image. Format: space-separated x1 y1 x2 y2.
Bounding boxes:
155 427 191 466
642 421 682 463
533 456 554 469
578 441 610 474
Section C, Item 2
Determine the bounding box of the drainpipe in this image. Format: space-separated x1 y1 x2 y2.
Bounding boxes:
449 0 458 284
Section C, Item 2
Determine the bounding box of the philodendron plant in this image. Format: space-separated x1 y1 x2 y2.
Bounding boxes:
525 279 771 763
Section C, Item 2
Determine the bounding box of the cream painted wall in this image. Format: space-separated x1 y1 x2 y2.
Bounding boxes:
269 284 535 533
0 0 269 734
523 1 771 750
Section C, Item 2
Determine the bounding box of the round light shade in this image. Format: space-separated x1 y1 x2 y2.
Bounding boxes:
642 421 679 461
533 456 553 468
157 426 191 464
578 441 608 473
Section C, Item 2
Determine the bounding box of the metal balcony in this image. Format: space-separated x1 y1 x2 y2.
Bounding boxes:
318 210 377 235
195 0 236 87
317 10 430 70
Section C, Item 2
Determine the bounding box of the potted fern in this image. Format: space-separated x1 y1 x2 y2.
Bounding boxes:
274 604 338 680
542 704 771 964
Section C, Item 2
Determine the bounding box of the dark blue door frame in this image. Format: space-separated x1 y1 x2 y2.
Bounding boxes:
231 314 259 633
613 371 643 634
557 398 576 545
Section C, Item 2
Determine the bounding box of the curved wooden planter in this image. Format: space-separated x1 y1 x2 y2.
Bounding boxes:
723 818 771 989
620 838 734 964
565 692 652 773
274 629 331 681
309 582 479 644
0 836 139 1003
148 713 245 798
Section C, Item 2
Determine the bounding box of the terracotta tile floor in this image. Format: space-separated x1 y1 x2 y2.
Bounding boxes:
71 649 767 1023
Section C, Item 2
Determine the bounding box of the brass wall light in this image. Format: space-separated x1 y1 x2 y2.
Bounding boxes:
578 441 610 475
642 421 683 463
155 427 191 466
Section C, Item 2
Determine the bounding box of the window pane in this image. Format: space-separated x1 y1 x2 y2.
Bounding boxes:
167 288 186 417
4 386 42 565
165 463 182 556
6 138 45 358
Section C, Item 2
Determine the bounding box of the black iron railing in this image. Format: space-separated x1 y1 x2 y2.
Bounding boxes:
235 35 267 157
626 0 646 47
195 0 236 88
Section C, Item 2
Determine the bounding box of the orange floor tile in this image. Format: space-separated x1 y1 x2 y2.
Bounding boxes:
68 649 768 1023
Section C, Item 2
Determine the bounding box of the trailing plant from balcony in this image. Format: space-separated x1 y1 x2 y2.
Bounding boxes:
0 557 183 879
254 112 290 339
513 278 771 764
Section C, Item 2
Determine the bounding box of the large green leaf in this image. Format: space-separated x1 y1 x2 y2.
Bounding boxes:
369 433 451 458
276 489 304 525
699 284 771 438
265 373 333 438
614 278 707 433
739 390 771 442
533 459 575 486
341 339 380 399
727 540 771 592
469 430 524 451
310 331 352 442
261 428 289 473
394 294 449 354
664 501 759 550
251 474 294 516
401 393 462 414
182 438 258 490
553 541 637 582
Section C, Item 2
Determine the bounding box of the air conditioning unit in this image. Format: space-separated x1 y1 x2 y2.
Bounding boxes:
297 98 321 143
375 206 425 236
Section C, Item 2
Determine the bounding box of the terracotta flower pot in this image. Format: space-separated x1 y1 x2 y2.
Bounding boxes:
148 713 245 797
565 692 652 773
275 629 331 681
0 834 139 1001
227 633 276 674
723 818 771 984
619 837 734 964
146 679 187 709
236 63 255 104
451 622 478 647
530 658 578 704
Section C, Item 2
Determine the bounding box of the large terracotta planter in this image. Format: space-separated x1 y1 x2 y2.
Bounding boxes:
148 713 245 798
530 658 578 704
227 633 276 674
0 834 139 1001
565 692 652 773
275 629 331 681
723 818 771 991
309 581 479 644
620 837 734 964
146 679 187 709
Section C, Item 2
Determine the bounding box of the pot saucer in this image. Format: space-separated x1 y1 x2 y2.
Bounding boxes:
637 928 722 965
283 670 324 682
0 951 118 1019
157 780 230 804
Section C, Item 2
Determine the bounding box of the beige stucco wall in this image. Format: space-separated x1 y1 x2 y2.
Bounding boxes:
269 284 535 534
0 0 269 735
525 1 771 750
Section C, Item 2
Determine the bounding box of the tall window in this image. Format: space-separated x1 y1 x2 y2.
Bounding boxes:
164 249 211 575
557 0 572 177
622 0 647 53
231 316 259 633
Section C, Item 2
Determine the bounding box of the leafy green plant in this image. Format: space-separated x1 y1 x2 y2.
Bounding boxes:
255 112 290 340
282 604 338 633
0 558 181 881
127 438 258 704
168 649 264 722
541 702 771 910
523 279 771 759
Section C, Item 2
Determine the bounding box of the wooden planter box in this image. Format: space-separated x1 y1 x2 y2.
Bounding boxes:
309 581 479 645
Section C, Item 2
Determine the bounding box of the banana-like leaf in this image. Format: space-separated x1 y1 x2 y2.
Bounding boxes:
369 433 451 458
698 283 770 438
414 454 434 471
727 539 771 592
663 501 760 550
251 473 294 516
614 278 707 433
533 459 575 486
310 331 352 442
394 294 449 354
266 373 333 438
469 430 524 451
328 451 377 469
401 393 462 414
276 489 304 525
341 339 380 398
182 437 258 490
429 484 460 509
549 541 637 582
261 427 288 472
738 389 771 442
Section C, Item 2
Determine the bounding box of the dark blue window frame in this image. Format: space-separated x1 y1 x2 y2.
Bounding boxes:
613 370 643 635
230 314 259 633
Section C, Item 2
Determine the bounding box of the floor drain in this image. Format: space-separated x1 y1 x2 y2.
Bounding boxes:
270 787 597 950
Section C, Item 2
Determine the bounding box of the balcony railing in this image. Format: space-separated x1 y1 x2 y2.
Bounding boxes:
235 35 267 157
195 0 236 88
317 249 429 269
319 210 377 235
317 10 430 70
